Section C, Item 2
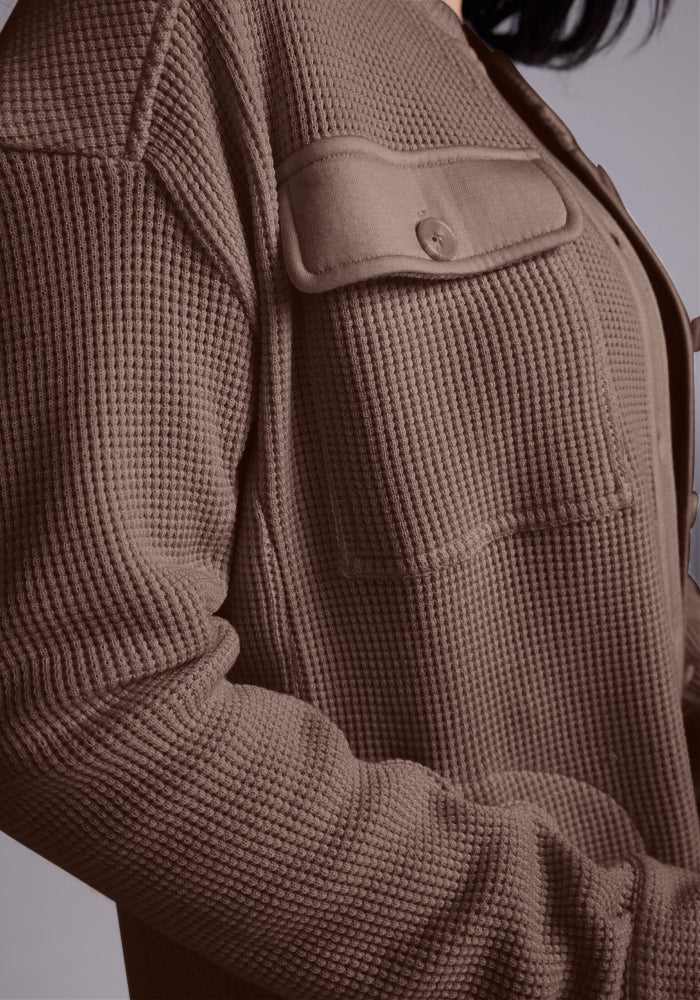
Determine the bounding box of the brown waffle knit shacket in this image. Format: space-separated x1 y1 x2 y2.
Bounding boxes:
1 0 700 997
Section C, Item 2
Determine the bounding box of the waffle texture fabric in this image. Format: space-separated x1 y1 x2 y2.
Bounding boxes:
1 0 700 997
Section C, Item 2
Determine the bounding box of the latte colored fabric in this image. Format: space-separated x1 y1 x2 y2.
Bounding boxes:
0 0 699 997
502 96 686 699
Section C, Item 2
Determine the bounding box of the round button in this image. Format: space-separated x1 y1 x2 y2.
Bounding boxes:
415 217 458 261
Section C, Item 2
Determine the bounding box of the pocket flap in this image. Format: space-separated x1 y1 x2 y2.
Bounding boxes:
276 135 584 294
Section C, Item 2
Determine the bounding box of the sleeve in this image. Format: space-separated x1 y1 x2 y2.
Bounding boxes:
0 146 698 1000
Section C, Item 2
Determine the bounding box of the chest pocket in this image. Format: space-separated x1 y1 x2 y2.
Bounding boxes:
276 135 637 579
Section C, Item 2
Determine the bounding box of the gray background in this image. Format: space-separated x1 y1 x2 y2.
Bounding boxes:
0 0 698 996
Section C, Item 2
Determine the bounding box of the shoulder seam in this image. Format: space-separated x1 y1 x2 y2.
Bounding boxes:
139 155 258 330
0 143 127 159
0 144 256 330
124 0 186 162
138 156 255 330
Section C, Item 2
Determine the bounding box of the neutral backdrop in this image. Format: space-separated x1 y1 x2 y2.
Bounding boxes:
0 0 698 996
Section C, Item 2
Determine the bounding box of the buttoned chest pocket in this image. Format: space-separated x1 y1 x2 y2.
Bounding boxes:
277 135 637 579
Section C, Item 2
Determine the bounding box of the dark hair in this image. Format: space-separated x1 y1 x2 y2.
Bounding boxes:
461 0 674 69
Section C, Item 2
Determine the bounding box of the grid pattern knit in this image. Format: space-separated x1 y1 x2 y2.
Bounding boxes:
0 0 699 997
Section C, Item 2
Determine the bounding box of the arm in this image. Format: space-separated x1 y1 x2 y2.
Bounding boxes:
0 147 698 1000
